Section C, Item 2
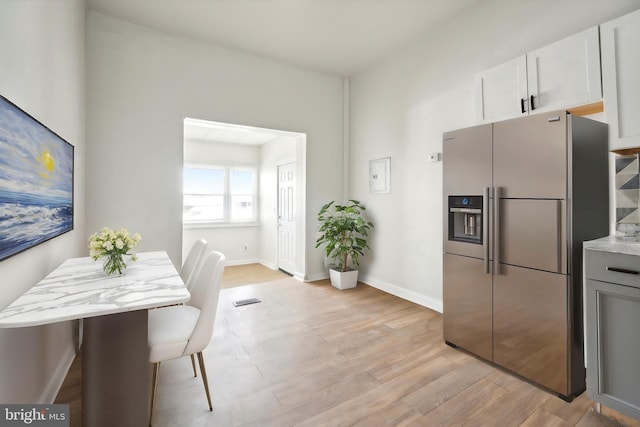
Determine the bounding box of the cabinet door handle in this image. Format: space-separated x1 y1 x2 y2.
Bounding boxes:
520 98 526 114
530 95 535 111
607 266 640 275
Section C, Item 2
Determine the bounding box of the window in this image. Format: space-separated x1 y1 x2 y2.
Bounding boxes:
183 165 257 224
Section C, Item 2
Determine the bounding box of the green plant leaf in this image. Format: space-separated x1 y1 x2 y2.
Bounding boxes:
315 200 374 270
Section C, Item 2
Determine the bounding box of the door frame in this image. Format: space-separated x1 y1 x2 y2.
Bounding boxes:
181 119 307 279
275 134 306 281
277 161 296 275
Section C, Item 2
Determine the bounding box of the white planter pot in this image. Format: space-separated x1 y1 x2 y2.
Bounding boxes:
329 268 358 290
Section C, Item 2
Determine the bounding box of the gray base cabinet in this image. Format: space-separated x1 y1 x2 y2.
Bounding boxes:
585 249 640 421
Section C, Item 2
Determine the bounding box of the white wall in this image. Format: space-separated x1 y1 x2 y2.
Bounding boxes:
349 0 640 312
185 138 261 166
259 136 298 269
0 0 85 403
183 134 300 269
86 12 344 279
183 139 261 264
184 225 260 265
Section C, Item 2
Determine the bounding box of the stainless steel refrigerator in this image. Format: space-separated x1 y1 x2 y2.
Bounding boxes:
442 110 608 400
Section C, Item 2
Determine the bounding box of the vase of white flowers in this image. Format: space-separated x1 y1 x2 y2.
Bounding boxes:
89 227 142 275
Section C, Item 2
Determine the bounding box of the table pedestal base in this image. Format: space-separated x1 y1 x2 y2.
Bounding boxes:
82 310 149 427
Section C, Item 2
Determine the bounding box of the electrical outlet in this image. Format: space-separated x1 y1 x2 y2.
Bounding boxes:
428 152 442 163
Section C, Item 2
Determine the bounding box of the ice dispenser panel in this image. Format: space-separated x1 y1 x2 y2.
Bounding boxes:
448 196 483 244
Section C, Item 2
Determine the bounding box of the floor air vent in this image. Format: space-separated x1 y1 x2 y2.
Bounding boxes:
232 297 262 307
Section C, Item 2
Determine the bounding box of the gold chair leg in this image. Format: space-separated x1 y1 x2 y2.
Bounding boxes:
149 362 160 427
196 352 213 411
190 354 197 377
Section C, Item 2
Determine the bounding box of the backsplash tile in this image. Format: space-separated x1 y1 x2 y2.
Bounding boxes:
615 154 640 237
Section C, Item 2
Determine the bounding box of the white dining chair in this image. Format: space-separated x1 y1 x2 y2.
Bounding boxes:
181 238 208 290
148 250 225 426
181 238 209 377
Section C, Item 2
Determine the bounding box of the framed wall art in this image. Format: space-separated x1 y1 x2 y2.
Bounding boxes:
0 95 74 261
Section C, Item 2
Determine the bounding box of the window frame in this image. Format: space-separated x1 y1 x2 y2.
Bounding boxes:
183 163 259 228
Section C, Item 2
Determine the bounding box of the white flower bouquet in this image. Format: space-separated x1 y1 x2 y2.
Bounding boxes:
88 227 142 275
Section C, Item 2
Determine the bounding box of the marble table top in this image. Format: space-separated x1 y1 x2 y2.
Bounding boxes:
583 235 640 257
0 251 190 328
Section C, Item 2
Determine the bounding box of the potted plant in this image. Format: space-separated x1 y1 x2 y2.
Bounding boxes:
315 200 374 290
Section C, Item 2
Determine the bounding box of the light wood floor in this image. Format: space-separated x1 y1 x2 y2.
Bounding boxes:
221 263 291 289
55 266 633 426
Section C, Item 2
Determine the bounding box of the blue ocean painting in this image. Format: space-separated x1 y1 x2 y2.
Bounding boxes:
0 96 74 261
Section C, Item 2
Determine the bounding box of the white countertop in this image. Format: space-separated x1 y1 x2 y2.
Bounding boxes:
583 235 640 257
0 251 190 328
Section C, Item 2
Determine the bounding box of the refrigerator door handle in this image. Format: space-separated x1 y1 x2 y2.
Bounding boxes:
493 187 501 275
483 187 490 274
557 199 564 273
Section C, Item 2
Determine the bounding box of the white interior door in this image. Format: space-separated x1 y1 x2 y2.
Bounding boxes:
277 163 296 275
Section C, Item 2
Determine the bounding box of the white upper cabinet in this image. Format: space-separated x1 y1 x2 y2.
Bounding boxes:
476 27 602 123
475 57 528 123
527 27 601 113
601 9 640 151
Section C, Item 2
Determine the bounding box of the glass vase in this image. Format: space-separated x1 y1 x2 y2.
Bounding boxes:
103 253 127 275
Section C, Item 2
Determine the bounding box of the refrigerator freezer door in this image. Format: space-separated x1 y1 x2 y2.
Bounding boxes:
493 264 568 395
443 253 493 361
443 124 492 259
443 124 493 196
493 111 567 199
498 199 567 274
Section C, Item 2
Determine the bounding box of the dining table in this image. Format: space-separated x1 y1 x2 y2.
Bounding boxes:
0 251 190 427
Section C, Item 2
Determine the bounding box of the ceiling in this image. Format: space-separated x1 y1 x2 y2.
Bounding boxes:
184 118 301 146
86 0 481 77
88 0 482 144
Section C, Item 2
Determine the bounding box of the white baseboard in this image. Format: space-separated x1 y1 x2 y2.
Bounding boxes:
359 274 443 313
305 272 329 282
224 259 284 272
258 260 277 270
40 342 76 404
224 258 261 267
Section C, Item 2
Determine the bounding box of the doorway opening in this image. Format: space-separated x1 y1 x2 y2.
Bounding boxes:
182 118 306 280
